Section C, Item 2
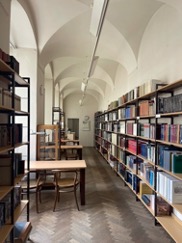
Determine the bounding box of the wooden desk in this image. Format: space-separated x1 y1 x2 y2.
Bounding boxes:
29 160 86 205
61 139 79 145
60 145 83 159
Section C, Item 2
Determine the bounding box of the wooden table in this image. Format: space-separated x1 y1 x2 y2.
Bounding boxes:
60 145 83 159
61 139 79 145
29 160 86 205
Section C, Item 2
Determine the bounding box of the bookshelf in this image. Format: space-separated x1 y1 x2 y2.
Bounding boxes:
52 107 65 139
0 58 31 242
94 79 182 242
36 124 59 160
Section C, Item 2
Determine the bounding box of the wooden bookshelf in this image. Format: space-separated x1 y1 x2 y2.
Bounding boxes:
94 79 182 242
0 57 30 242
156 214 182 243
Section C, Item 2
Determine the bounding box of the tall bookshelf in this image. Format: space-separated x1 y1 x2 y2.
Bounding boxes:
0 58 31 242
36 124 59 160
94 79 182 242
52 107 65 139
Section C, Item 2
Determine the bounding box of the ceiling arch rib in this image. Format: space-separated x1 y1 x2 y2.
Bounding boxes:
57 77 104 99
11 0 37 49
53 60 113 90
63 88 100 104
105 0 163 62
40 10 94 69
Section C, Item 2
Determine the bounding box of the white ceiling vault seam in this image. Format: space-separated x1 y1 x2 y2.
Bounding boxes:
10 0 181 106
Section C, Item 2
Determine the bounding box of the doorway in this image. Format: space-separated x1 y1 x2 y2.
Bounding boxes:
67 118 79 139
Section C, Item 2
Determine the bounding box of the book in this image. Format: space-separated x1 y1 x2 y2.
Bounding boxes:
156 196 171 216
139 181 153 196
0 155 12 186
163 150 182 171
0 203 5 228
0 193 11 222
14 221 32 243
169 179 182 204
171 154 182 173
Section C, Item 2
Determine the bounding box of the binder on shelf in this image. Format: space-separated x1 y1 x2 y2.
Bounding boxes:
14 221 32 243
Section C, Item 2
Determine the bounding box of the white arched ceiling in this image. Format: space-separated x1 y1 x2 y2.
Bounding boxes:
40 11 94 68
9 0 182 106
105 0 164 59
11 0 36 49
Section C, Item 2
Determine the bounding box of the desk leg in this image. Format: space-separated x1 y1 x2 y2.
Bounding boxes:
78 149 82 159
80 168 85 205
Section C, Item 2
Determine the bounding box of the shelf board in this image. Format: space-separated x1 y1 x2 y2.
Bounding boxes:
137 194 155 216
0 186 13 200
158 111 182 117
14 200 28 222
0 224 14 243
158 79 182 92
0 145 13 153
156 165 182 180
0 106 14 112
156 140 182 148
0 201 28 243
137 174 154 191
137 136 155 143
172 204 182 214
0 59 12 72
156 214 182 243
137 154 154 165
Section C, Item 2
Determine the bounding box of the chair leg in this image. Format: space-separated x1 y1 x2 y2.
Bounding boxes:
74 187 80 211
36 190 39 213
53 189 59 212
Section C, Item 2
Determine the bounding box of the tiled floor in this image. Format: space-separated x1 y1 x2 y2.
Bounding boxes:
26 147 174 243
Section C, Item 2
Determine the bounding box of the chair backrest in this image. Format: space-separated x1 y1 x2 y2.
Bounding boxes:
54 170 79 186
65 149 79 160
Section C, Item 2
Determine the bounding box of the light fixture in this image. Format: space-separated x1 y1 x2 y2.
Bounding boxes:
90 0 108 37
79 99 82 106
30 131 46 135
88 56 99 77
81 82 87 92
79 0 109 105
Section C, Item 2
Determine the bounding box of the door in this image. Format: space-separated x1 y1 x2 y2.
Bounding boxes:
67 118 79 139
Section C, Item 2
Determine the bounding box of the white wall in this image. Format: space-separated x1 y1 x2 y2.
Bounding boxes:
44 78 53 124
0 0 10 52
135 4 182 84
98 4 182 112
64 93 98 147
10 48 37 160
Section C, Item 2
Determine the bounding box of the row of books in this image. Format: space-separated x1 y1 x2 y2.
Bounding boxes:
160 123 182 144
0 88 21 111
141 194 172 216
0 123 23 148
139 99 156 116
0 186 21 229
139 143 155 162
157 171 182 204
139 162 154 187
118 105 136 119
125 170 140 192
0 153 25 186
158 93 182 113
158 145 182 173
119 122 182 145
0 48 20 74
118 79 166 106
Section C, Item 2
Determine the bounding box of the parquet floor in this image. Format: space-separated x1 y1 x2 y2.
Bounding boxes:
25 147 174 243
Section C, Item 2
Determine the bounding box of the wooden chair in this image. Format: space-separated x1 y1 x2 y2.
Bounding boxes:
65 148 79 160
21 171 54 213
53 170 80 211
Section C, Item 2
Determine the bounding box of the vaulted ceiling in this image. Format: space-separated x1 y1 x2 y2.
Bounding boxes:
10 0 182 102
